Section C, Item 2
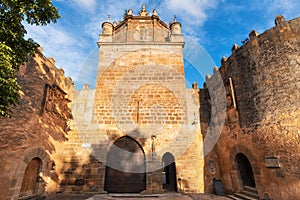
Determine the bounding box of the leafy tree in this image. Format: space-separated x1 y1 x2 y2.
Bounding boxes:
0 0 60 117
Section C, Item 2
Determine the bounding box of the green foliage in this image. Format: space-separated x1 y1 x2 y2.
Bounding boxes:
0 0 60 117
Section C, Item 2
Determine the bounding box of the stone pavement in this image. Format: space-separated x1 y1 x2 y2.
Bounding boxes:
47 193 230 200
87 193 191 200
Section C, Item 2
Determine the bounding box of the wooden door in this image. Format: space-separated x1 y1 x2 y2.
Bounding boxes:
19 158 41 197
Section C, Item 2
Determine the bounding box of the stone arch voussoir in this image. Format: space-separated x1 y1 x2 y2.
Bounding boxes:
7 148 50 200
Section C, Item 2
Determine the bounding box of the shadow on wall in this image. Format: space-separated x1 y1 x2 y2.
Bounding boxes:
0 54 73 199
58 154 106 193
57 132 149 194
57 137 137 193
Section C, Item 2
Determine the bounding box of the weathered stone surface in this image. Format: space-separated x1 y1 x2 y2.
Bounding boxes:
0 52 74 199
65 5 203 194
0 6 299 200
202 16 300 199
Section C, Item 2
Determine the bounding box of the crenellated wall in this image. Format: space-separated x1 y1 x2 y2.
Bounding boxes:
202 16 300 199
0 49 74 200
1 8 299 199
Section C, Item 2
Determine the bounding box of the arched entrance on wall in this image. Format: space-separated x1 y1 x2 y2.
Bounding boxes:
19 157 41 198
236 153 255 188
104 136 146 193
162 152 177 192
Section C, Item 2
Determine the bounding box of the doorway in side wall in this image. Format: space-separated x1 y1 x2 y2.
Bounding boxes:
162 152 177 192
19 157 42 198
236 153 256 188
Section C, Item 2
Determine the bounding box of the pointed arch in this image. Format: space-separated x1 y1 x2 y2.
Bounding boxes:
104 136 146 193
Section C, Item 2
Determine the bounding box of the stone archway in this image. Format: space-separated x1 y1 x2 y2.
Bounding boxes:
19 157 42 198
6 148 49 200
104 136 146 193
229 145 260 193
162 152 177 192
236 153 255 187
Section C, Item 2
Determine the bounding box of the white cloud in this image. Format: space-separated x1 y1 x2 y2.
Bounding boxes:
267 0 300 19
161 0 218 25
70 0 97 12
22 0 221 82
84 17 102 41
25 24 85 78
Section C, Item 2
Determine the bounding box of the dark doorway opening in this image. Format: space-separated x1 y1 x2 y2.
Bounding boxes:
236 153 255 187
162 152 177 192
19 158 41 198
104 136 146 193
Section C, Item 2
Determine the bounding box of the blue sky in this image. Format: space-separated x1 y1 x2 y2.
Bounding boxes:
25 0 300 89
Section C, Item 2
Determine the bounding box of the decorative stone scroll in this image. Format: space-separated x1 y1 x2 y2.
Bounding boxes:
41 84 71 130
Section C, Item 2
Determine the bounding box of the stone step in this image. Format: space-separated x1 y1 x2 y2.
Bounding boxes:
19 195 46 200
244 186 257 193
234 192 258 200
241 190 259 199
227 194 243 200
110 194 160 198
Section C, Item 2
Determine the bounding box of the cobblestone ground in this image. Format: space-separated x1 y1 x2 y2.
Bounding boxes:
46 193 230 200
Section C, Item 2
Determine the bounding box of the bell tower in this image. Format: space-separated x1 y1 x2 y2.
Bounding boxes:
70 5 205 193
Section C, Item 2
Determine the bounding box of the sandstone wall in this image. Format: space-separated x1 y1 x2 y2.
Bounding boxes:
58 10 204 192
0 50 73 200
202 16 300 199
55 10 204 194
60 43 204 193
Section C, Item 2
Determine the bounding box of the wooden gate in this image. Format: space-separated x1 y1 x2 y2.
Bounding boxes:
19 158 41 197
105 136 146 193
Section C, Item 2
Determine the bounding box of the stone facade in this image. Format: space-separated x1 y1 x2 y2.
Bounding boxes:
0 5 299 200
59 5 204 194
201 16 300 199
0 49 73 200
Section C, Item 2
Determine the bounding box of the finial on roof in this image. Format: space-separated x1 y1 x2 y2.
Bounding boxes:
107 15 111 22
83 83 90 90
170 15 182 34
128 9 133 16
139 4 149 16
152 9 158 16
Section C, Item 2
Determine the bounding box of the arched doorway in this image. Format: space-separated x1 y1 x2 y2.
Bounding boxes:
236 153 255 187
105 136 146 193
162 152 177 192
19 158 41 198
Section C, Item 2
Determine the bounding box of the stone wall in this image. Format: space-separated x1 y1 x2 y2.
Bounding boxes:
60 47 204 194
57 8 204 194
202 16 300 199
0 49 73 200
2 7 299 199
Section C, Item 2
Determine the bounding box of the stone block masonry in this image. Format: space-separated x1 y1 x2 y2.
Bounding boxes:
202 15 300 199
62 5 204 194
0 49 74 200
1 5 299 199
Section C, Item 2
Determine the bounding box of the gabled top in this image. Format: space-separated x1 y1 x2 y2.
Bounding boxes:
99 5 183 44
